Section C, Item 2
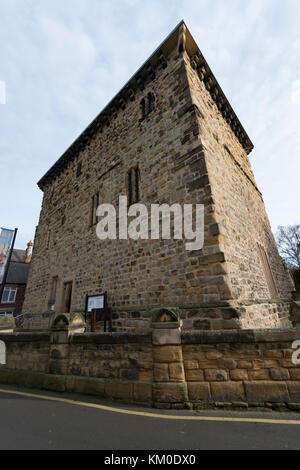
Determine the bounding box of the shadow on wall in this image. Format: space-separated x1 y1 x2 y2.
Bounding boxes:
0 340 6 365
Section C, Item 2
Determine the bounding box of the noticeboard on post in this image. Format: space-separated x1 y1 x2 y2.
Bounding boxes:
85 292 108 318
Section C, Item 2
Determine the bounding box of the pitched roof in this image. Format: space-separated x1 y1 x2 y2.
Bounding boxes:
38 21 254 191
11 249 26 263
1 248 30 285
6 261 30 285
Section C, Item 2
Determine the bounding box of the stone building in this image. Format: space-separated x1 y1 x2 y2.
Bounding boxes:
22 22 293 331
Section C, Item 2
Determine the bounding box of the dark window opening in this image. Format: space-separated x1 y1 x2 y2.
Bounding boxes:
77 162 82 177
128 169 133 205
47 230 51 249
135 167 141 202
91 192 99 226
140 92 155 121
148 92 155 114
141 98 146 121
128 167 141 205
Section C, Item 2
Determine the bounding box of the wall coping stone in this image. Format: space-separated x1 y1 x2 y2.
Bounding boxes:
71 332 152 345
0 332 50 343
1 329 299 345
182 328 300 345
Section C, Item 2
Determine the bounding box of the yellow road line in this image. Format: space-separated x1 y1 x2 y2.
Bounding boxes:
1 388 300 425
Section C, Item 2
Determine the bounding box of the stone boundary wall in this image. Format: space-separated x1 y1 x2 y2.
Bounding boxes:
0 331 153 406
1 328 300 410
180 329 300 410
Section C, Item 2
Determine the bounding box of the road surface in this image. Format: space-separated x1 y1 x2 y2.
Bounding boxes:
0 385 300 450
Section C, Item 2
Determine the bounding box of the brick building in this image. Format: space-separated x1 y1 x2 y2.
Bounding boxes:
0 242 32 318
22 22 293 331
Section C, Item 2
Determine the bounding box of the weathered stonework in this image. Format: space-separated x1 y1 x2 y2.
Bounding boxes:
1 328 300 410
22 22 292 331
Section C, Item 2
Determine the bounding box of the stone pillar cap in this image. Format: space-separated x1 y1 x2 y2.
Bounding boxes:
151 307 182 330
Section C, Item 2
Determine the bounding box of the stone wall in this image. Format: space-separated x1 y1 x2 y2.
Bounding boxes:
0 331 153 405
1 326 300 410
22 24 292 331
183 51 292 329
181 330 300 409
0 333 50 373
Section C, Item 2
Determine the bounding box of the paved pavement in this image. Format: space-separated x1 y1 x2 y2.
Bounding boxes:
0 385 300 450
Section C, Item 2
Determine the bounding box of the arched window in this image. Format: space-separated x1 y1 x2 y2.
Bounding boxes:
140 92 155 121
141 98 146 121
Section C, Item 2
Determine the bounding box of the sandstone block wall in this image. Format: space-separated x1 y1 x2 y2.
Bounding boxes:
183 51 292 329
0 332 153 405
181 330 300 409
1 328 300 410
0 333 50 373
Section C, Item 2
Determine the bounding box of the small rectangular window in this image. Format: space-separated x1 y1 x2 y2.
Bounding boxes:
128 167 141 205
77 162 82 177
1 287 17 304
140 93 155 121
47 230 51 249
91 192 99 226
135 168 141 202
128 170 133 205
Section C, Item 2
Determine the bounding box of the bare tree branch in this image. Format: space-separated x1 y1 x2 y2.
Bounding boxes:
276 225 300 269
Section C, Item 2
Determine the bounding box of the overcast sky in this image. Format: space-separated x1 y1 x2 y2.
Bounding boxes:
0 0 299 249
